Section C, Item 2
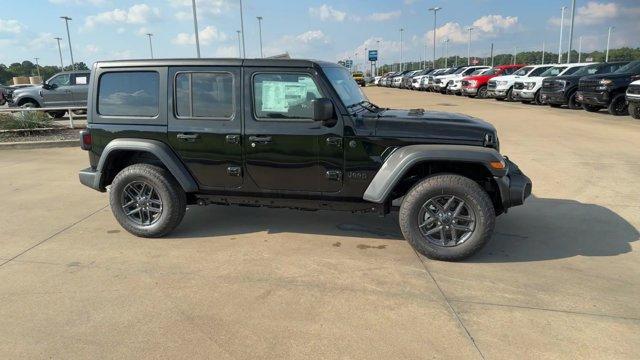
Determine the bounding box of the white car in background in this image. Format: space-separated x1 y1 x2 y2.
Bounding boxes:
513 63 593 105
434 66 491 94
373 76 382 85
411 69 434 90
448 68 493 95
423 68 451 91
487 64 554 101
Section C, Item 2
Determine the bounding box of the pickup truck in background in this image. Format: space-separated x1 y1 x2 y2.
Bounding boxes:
626 80 640 119
577 60 640 115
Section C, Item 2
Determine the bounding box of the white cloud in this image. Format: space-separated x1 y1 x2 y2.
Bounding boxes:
472 15 518 33
172 25 227 45
0 19 24 34
549 2 619 26
170 0 231 19
214 45 239 57
419 14 519 45
264 30 331 58
368 11 401 22
84 4 161 29
336 37 401 65
309 4 347 22
295 30 329 44
26 33 56 50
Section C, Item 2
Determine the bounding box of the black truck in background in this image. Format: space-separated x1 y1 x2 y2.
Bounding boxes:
577 60 640 115
541 62 628 110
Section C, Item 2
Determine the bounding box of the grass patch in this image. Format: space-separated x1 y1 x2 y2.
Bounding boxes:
0 111 54 130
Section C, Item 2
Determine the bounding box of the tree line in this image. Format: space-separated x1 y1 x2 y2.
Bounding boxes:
377 47 640 74
0 61 89 85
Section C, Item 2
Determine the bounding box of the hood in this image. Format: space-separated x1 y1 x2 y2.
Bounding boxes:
491 74 523 82
12 85 42 95
464 73 497 82
581 72 633 82
361 108 496 145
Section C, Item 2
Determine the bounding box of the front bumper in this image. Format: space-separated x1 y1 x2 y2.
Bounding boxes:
540 91 566 104
577 91 610 106
462 87 478 95
518 90 536 100
487 89 508 98
79 167 104 192
495 158 532 211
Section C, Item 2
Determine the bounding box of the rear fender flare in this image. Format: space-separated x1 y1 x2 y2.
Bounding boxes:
363 144 506 203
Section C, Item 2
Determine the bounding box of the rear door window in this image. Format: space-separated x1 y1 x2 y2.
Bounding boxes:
175 72 234 119
98 71 159 117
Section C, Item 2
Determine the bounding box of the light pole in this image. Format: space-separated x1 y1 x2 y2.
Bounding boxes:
364 47 368 74
443 38 450 67
236 30 242 58
191 0 201 58
146 33 154 59
399 28 404 72
490 43 494 67
513 46 517 65
605 26 614 62
34 57 41 78
578 36 582 62
54 37 64 70
567 0 576 63
541 41 546 64
239 0 246 58
256 16 264 58
466 26 474 65
60 16 75 70
558 6 566 63
376 40 380 75
428 7 442 68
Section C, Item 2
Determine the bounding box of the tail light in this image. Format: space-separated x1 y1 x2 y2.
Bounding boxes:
80 130 92 150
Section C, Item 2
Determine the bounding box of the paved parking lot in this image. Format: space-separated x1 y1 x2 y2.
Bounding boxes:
1 87 639 359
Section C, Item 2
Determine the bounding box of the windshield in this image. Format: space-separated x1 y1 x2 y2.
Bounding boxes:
323 67 367 108
454 67 467 74
540 66 567 77
562 66 584 76
615 60 640 74
481 68 499 75
572 64 600 76
514 67 533 76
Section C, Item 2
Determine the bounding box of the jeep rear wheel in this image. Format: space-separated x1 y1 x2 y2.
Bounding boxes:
110 163 186 237
399 174 495 261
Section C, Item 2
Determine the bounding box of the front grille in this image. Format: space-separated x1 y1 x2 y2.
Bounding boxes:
461 80 469 86
542 79 559 91
487 80 496 90
513 82 524 90
579 78 599 92
628 84 640 95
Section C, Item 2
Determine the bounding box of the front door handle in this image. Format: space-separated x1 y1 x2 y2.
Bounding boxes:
177 133 200 142
248 136 272 146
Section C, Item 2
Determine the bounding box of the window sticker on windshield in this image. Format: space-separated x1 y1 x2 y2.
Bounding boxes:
261 81 307 112
76 76 87 85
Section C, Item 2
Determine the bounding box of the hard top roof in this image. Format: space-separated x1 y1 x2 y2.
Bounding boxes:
94 58 339 69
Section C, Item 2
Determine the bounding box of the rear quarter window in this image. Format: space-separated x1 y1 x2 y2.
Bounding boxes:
98 71 159 117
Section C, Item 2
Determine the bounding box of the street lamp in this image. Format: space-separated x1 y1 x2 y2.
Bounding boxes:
541 40 546 64
428 6 442 68
34 57 41 78
54 37 64 70
60 16 75 70
376 39 380 75
399 28 404 71
578 36 582 62
558 6 566 63
191 0 201 58
443 38 450 67
606 26 614 62
146 33 154 59
236 30 242 58
466 26 474 65
567 0 576 63
256 16 264 58
239 0 246 58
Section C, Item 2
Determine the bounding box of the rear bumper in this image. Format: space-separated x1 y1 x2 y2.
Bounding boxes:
495 159 532 211
79 167 104 192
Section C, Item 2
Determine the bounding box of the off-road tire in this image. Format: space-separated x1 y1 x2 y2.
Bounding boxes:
110 163 186 237
629 102 640 120
607 94 628 116
399 174 495 261
582 103 601 112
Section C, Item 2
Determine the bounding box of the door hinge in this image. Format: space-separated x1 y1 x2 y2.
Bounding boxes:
227 166 242 177
325 170 342 181
326 137 342 148
226 134 241 144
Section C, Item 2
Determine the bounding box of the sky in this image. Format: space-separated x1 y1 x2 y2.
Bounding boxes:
0 0 639 70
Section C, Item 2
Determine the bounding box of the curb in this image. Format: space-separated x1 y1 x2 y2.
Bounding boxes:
0 139 78 150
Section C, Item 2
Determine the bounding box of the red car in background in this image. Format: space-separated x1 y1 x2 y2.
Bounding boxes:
461 64 526 98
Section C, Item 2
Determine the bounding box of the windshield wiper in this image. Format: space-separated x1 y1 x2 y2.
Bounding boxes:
347 100 383 112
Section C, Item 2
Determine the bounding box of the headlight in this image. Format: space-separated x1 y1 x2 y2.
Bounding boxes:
599 79 613 86
555 80 567 88
467 80 477 87
496 81 508 86
524 82 536 90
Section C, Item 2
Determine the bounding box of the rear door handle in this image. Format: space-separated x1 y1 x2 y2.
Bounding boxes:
248 136 272 145
177 133 200 141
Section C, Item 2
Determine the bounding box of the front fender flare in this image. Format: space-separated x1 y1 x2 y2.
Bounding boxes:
363 144 505 203
97 138 198 192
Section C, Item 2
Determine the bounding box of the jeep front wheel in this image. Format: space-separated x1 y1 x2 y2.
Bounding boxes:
110 164 186 237
399 174 495 261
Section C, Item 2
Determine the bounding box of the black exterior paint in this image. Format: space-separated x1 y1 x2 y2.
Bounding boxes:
81 58 528 212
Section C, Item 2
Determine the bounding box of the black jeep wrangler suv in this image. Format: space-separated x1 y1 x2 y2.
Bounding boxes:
541 61 628 109
78 59 531 261
577 60 640 115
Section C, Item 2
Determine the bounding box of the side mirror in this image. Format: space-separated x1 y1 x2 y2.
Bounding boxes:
311 98 334 122
41 83 51 90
